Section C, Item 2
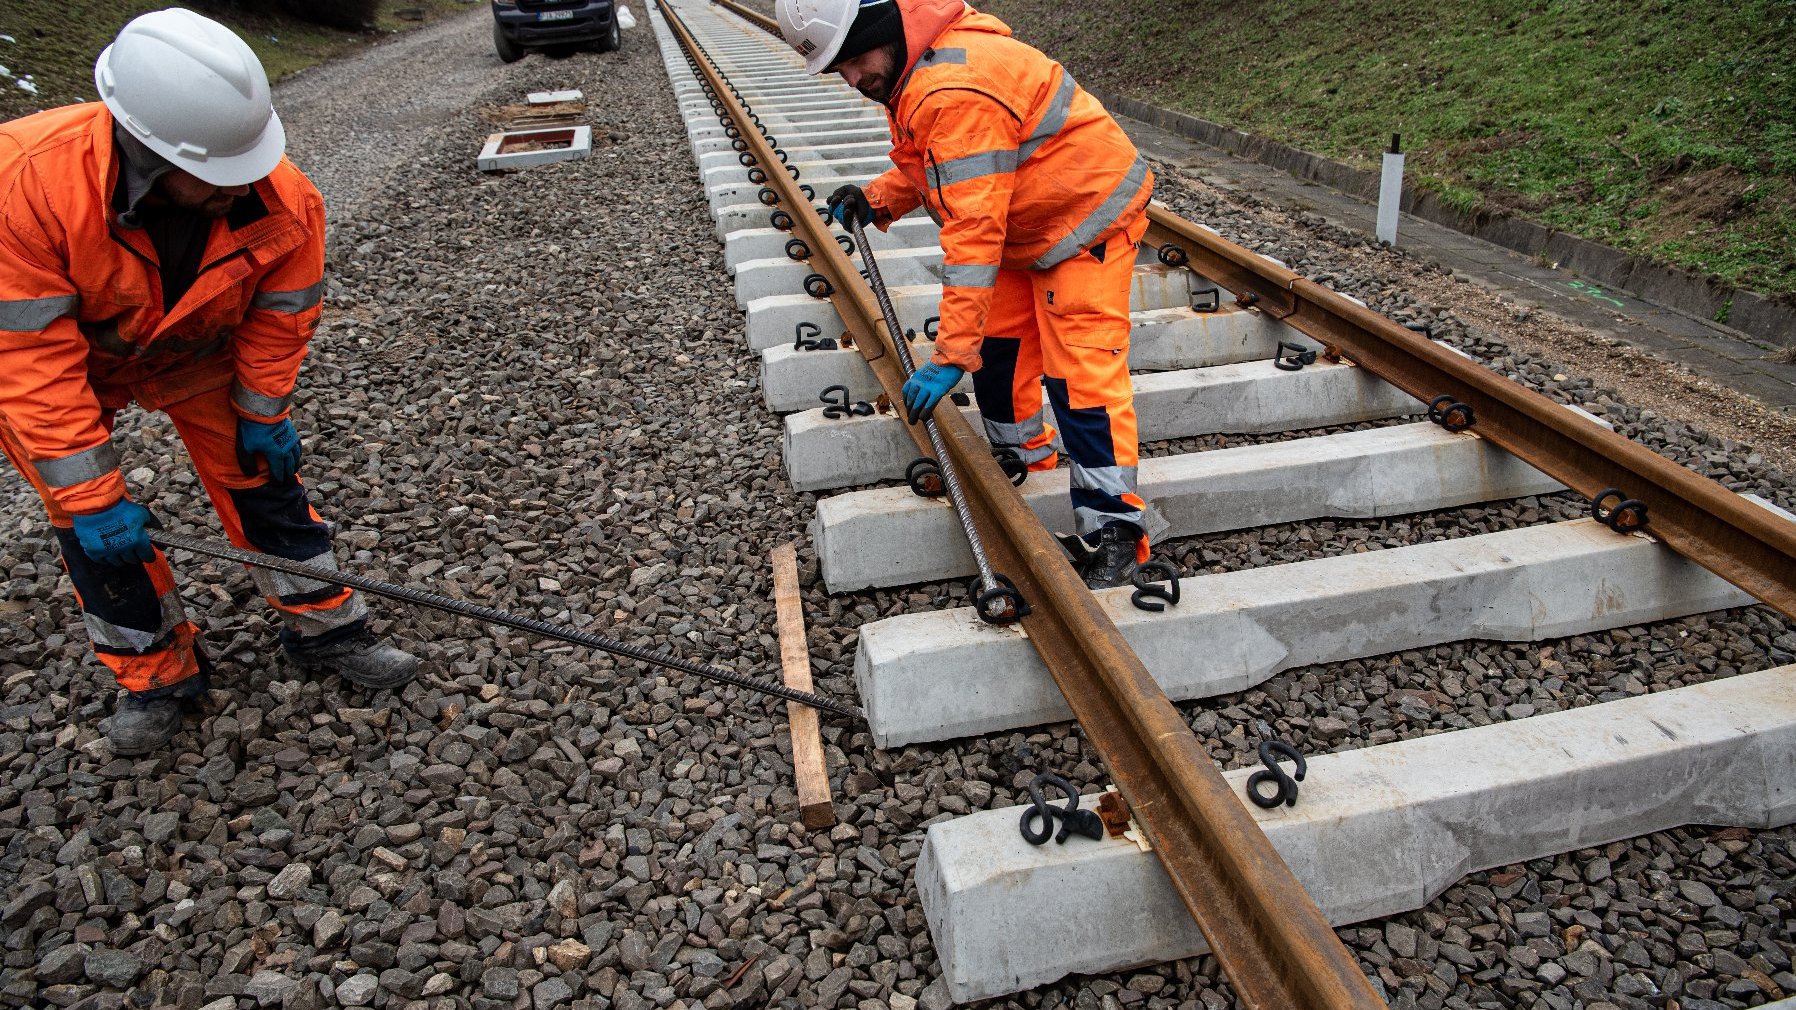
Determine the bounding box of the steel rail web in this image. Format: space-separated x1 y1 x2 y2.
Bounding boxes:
1142 212 1796 620
664 4 1388 1007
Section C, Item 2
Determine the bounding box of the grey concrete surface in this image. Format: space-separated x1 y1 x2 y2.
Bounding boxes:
812 422 1568 592
855 519 1754 746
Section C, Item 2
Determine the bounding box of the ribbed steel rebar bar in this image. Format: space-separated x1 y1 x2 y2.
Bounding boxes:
847 216 1000 597
148 529 864 720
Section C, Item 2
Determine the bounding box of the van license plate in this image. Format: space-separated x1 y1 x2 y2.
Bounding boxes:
538 9 575 20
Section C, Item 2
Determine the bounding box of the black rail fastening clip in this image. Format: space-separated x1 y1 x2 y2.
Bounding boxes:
1019 772 1105 845
784 238 810 262
1591 487 1649 533
1426 394 1476 432
793 322 836 352
1190 285 1221 313
906 457 945 497
1130 560 1181 612
1274 340 1318 371
972 572 1029 626
992 447 1028 487
820 385 872 419
803 274 834 299
1157 243 1190 268
1246 740 1306 809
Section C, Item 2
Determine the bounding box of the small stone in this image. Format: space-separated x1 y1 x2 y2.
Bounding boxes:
244 970 298 1006
267 863 313 900
315 908 347 948
1513 911 1552 938
533 976 574 1009
84 948 143 988
1678 879 1720 907
1311 716 1351 741
335 974 378 1006
38 944 88 984
483 967 520 999
1384 921 1418 959
544 939 590 972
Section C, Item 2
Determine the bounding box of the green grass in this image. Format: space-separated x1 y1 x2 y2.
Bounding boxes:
0 0 472 124
981 0 1796 297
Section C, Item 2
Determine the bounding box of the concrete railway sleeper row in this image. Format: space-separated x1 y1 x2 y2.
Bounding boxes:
654 0 1796 1005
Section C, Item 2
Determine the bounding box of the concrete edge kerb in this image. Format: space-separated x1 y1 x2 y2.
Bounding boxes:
1088 87 1796 348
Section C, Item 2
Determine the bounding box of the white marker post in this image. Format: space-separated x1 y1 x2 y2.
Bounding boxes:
1376 132 1404 246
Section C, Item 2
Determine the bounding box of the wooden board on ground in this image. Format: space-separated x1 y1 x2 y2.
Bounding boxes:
770 542 836 829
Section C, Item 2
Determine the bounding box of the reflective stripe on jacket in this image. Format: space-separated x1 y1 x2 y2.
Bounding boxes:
0 103 325 514
863 3 1153 372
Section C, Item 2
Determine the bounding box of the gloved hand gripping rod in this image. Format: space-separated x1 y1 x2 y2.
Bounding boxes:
846 217 1026 625
146 529 864 721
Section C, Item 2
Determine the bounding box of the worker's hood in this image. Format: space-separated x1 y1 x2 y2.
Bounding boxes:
889 1 1012 101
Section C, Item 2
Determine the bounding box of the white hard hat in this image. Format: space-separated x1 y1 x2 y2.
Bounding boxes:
94 8 286 187
777 0 881 76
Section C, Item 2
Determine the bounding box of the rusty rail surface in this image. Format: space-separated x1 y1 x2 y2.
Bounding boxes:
1141 213 1796 620
662 3 1388 1007
713 0 777 31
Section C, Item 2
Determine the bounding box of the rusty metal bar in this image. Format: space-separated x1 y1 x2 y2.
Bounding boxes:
1146 212 1796 620
713 0 777 31
665 4 1387 1006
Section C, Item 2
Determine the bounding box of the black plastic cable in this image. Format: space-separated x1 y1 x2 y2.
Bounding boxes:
148 530 864 721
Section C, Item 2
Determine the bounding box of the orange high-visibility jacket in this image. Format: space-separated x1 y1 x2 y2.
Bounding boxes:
0 103 326 516
864 2 1153 372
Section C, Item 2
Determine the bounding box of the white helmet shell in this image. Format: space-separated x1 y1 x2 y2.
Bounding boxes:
776 0 861 75
94 8 286 187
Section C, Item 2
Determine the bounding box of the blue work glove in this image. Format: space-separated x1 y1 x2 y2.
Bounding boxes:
236 417 301 483
827 184 874 230
71 498 158 566
901 361 964 424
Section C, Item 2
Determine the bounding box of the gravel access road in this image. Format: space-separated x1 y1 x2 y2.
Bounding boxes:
0 7 1791 1010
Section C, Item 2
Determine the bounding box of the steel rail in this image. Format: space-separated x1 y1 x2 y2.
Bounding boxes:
663 4 1387 1006
148 529 863 720
1142 211 1796 620
712 0 777 31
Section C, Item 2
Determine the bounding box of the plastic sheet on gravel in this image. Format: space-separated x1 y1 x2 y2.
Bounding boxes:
0 9 1790 1010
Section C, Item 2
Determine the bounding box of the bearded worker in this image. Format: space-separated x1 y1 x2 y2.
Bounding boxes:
776 0 1155 589
0 8 419 755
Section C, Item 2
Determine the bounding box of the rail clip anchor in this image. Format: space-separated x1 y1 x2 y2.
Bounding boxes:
1019 773 1105 845
793 322 837 352
1427 394 1476 432
1274 341 1318 371
819 385 872 419
1246 740 1306 808
1130 560 1181 612
1591 487 1649 532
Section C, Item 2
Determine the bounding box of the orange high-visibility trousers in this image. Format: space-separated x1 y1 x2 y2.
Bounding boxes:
0 381 366 695
971 215 1149 559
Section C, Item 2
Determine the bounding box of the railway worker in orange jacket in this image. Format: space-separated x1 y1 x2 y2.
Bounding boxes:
776 0 1155 589
0 9 419 755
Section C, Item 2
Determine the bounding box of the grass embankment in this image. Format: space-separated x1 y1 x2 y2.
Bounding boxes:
0 0 473 124
981 0 1796 299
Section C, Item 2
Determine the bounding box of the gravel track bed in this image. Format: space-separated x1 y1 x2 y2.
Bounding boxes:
0 8 1790 1010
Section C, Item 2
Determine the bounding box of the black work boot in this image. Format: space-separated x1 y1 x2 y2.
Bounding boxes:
1079 523 1144 590
286 627 420 690
102 660 209 756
